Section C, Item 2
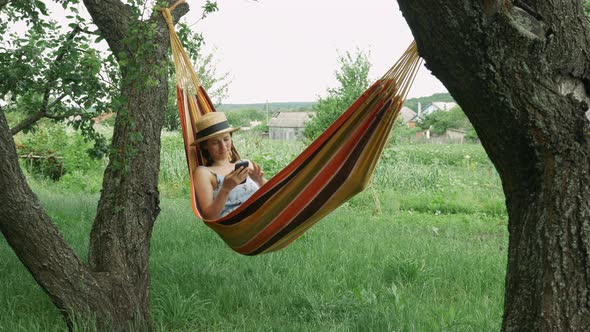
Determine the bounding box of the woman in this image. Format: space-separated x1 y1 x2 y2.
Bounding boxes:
192 112 266 219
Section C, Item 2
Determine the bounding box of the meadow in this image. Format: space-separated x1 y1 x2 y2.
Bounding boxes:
0 129 508 331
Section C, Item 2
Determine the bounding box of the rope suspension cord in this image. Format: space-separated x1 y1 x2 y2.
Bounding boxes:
162 2 422 255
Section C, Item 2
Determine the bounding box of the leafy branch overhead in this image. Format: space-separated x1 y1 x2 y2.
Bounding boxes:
1 3 117 157
2 0 228 140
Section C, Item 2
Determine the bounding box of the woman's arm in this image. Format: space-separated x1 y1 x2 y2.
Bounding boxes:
194 166 249 219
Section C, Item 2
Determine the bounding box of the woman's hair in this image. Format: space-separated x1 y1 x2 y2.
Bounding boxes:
199 141 213 166
198 133 237 166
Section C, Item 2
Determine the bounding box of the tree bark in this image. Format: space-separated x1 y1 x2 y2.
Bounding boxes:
0 1 188 330
397 0 590 330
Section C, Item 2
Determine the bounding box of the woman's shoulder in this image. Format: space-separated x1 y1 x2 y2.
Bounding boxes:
194 166 216 177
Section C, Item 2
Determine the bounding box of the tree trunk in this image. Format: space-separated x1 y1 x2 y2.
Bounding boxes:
0 1 188 330
396 0 590 330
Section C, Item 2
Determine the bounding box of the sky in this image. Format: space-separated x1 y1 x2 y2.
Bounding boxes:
181 0 447 103
10 0 448 105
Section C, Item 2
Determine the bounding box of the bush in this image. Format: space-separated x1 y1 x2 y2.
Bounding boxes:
389 118 421 144
17 123 105 181
224 109 267 127
418 107 475 135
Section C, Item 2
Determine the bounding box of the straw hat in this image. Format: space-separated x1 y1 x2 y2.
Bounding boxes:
192 112 239 145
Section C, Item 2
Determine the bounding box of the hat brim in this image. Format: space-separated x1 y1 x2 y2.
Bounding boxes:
191 126 240 146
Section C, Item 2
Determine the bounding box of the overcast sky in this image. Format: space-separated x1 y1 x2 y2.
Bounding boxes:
182 0 447 103
15 0 448 104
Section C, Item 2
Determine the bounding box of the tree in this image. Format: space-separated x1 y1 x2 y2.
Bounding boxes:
0 0 196 329
304 49 371 140
418 106 476 137
403 92 454 113
224 108 266 127
0 2 117 157
397 0 590 330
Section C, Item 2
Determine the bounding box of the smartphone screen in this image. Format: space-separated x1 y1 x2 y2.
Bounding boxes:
234 160 249 184
234 160 249 170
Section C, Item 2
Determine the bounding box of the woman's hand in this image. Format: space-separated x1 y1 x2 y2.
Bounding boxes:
248 161 267 187
220 166 249 192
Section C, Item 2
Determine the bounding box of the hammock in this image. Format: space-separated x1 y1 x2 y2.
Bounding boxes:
161 7 421 255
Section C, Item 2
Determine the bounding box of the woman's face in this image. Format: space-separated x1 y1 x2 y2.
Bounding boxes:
204 133 232 161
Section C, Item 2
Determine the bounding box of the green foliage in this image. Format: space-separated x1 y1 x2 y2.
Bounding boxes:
249 123 269 135
17 122 104 181
1 2 116 157
389 118 421 144
103 4 171 172
224 109 266 127
304 49 371 140
585 0 590 24
0 0 51 31
403 92 454 112
465 128 478 141
418 107 475 136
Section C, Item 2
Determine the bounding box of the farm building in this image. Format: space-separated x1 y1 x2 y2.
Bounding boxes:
445 128 467 143
267 112 314 141
398 106 417 124
408 101 458 127
421 101 458 116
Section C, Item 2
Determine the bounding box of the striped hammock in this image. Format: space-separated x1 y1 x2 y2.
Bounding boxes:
162 7 421 255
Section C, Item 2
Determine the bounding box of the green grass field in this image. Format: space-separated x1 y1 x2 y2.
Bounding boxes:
0 132 508 331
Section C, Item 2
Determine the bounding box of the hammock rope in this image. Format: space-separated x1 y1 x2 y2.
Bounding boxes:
161 5 421 255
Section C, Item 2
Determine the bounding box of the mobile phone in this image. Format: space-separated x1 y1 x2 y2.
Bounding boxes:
234 160 249 170
234 160 249 184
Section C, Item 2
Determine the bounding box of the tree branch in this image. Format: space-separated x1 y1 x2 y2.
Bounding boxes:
44 113 71 120
47 93 68 109
9 110 45 135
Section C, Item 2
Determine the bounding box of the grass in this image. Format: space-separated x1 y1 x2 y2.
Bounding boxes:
149 201 506 332
0 133 508 331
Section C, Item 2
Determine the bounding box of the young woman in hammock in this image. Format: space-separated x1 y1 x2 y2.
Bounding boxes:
192 112 267 219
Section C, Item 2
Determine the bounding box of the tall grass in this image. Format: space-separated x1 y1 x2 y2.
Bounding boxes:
0 132 508 331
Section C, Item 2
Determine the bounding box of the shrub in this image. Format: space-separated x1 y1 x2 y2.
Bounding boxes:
17 123 105 181
418 107 475 136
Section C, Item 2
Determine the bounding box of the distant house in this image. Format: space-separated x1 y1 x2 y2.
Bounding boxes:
267 112 313 141
408 101 458 127
399 106 417 125
421 102 458 116
445 128 467 143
